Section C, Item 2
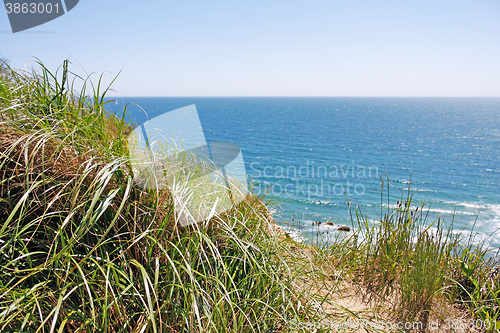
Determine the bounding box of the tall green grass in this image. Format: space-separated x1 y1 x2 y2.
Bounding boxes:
0 60 322 332
298 178 500 331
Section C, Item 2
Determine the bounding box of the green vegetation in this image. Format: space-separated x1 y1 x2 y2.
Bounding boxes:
1 60 499 332
330 186 500 330
0 60 308 332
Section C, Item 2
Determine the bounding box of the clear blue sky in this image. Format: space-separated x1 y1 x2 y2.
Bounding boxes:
1 0 500 97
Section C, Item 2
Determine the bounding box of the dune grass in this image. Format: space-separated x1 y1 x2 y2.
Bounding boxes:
285 180 500 331
1 59 499 332
0 60 323 332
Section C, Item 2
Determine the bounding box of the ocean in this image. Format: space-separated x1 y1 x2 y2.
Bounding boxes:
107 97 500 249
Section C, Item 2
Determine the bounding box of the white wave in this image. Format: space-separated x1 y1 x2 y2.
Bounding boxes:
381 201 500 218
313 200 334 206
280 225 306 243
413 187 437 193
441 201 500 214
296 199 334 206
426 208 477 216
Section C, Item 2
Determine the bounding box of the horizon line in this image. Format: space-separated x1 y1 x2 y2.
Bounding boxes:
107 95 500 98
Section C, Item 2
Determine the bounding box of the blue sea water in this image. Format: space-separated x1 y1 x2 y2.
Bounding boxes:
108 97 500 249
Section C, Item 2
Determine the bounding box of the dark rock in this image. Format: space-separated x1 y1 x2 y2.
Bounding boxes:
337 225 351 232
